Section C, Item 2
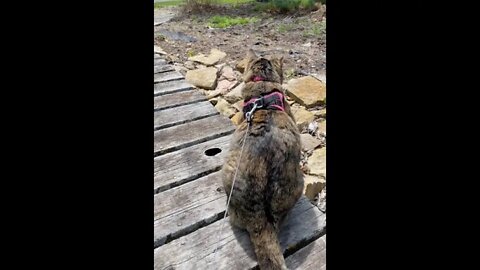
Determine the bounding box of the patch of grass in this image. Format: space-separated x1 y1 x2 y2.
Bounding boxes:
154 0 184 9
207 15 259 28
303 20 326 37
278 23 295 33
254 0 318 14
216 0 255 5
180 0 255 12
154 33 166 42
285 68 296 80
186 49 196 57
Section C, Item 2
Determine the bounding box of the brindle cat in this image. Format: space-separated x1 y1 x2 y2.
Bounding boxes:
222 49 304 270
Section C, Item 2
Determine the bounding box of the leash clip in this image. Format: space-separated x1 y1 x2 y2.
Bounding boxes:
245 98 264 122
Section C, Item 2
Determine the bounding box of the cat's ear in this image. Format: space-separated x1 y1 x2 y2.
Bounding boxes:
246 49 258 60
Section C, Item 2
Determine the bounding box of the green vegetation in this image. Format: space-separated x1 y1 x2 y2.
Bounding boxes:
254 0 318 13
186 49 196 57
303 20 326 37
215 0 255 5
278 23 296 33
154 0 255 9
154 0 184 9
207 15 259 28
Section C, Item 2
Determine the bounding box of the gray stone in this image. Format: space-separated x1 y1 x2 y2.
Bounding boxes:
224 82 245 103
291 106 315 131
206 79 237 99
317 187 326 213
285 76 326 108
300 134 322 152
188 49 227 66
185 67 218 90
214 98 236 118
308 147 326 178
220 65 237 81
303 175 326 201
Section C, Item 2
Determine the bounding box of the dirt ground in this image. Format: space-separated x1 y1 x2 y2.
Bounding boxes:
154 3 326 79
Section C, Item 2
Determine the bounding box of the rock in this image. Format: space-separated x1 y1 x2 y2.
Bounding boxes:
308 121 318 135
206 79 237 99
215 63 226 70
300 134 322 152
314 108 326 118
188 48 227 66
154 45 166 55
224 82 245 103
311 72 326 84
317 186 326 212
185 67 218 90
184 61 196 70
231 111 244 125
285 76 326 108
220 65 237 81
232 100 244 112
308 147 326 178
303 175 326 201
236 58 249 73
291 106 315 131
318 120 326 135
214 98 236 118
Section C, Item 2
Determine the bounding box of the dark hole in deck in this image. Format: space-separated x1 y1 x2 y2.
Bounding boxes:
204 148 222 156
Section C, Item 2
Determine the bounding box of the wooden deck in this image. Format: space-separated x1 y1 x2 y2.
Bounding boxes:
153 53 326 270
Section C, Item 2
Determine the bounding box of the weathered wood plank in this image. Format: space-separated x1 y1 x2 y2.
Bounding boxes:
154 171 225 247
154 58 167 65
154 135 232 193
154 65 175 74
154 197 326 270
154 114 235 156
154 70 184 83
285 235 326 270
154 89 207 111
154 101 218 130
154 79 194 96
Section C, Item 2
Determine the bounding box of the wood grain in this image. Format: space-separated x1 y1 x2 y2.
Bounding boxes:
285 235 326 270
154 134 232 193
154 101 218 130
154 114 235 156
154 70 184 83
154 65 175 74
154 89 207 111
154 197 326 270
154 79 194 96
154 58 167 65
154 171 226 247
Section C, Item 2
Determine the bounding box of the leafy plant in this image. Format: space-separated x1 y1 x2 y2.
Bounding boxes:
207 15 259 28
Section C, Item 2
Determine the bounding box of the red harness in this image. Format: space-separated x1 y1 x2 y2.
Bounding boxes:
243 90 286 122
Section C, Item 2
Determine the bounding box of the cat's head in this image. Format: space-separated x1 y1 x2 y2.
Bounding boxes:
242 49 283 84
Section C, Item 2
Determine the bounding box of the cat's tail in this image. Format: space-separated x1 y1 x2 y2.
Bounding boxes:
249 222 288 270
